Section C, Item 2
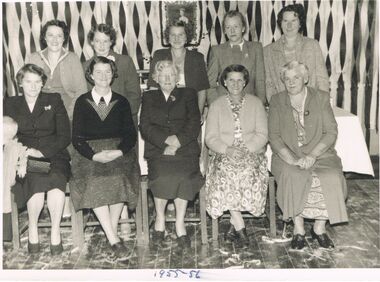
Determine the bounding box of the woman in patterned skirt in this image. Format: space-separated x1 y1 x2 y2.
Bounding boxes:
205 64 268 248
268 61 348 250
70 56 140 259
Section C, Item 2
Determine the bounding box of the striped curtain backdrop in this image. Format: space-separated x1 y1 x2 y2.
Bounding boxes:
2 0 378 154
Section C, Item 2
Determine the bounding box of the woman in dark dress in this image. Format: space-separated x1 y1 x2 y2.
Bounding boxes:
70 56 140 259
4 64 71 255
140 60 203 249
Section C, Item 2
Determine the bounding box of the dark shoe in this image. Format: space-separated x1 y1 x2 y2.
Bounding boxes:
290 234 306 250
50 241 63 256
110 241 130 259
235 228 250 248
177 235 191 249
28 241 40 254
310 228 334 249
225 224 237 243
151 230 165 247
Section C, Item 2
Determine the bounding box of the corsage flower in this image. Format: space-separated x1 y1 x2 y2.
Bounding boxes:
44 105 51 111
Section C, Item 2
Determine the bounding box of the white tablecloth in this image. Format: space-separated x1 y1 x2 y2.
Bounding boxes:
138 107 374 176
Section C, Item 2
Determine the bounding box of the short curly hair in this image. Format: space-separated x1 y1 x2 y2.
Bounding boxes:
87 23 117 49
279 60 309 84
85 56 118 85
220 64 250 90
16 64 48 90
222 10 247 35
164 21 193 46
151 60 178 84
277 4 307 35
40 20 70 49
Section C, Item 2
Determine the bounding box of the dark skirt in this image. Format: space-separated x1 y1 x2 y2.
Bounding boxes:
70 138 140 211
147 155 204 201
12 157 70 209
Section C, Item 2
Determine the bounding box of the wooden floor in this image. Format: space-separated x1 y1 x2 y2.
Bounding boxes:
3 158 379 269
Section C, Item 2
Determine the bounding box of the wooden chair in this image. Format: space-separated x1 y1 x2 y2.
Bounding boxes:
211 175 277 241
70 179 148 247
10 185 83 249
140 176 208 245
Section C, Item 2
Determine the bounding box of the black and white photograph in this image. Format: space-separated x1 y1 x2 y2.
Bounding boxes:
1 0 379 280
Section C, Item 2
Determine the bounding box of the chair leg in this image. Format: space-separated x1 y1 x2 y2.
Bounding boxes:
212 218 219 241
269 176 276 238
135 189 145 246
70 197 84 249
141 179 150 244
199 186 208 245
11 192 20 249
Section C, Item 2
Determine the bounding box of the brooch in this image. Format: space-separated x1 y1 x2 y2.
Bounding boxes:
304 110 309 116
44 105 51 111
170 96 176 102
244 53 249 58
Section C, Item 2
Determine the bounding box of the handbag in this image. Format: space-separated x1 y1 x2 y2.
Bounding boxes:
26 157 51 174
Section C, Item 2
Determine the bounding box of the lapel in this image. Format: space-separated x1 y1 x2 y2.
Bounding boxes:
282 92 302 154
167 88 180 110
30 93 49 118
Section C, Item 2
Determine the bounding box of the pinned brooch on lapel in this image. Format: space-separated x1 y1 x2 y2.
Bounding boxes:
170 96 176 102
44 105 52 111
304 110 309 116
244 53 249 58
106 55 115 62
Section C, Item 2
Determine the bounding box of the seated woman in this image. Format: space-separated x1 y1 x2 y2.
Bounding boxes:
140 60 203 249
268 61 348 250
147 20 209 114
70 56 140 259
4 64 71 255
264 4 329 103
205 64 268 248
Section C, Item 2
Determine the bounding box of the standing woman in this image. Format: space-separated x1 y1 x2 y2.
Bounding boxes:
207 11 266 105
70 57 140 259
264 4 329 103
83 23 141 126
147 21 209 114
27 20 87 119
268 61 347 250
205 64 268 248
4 64 71 255
140 60 203 249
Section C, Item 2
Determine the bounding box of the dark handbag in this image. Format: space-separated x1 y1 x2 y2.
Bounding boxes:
27 157 51 174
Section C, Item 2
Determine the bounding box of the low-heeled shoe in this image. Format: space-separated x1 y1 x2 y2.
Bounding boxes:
225 224 237 243
151 230 165 247
28 241 40 254
110 241 130 259
177 235 191 249
310 228 334 249
235 228 250 248
290 234 306 250
50 241 63 256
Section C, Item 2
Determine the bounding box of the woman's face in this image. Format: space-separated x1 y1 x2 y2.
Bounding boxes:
21 72 43 98
224 16 245 44
283 68 306 95
92 31 112 57
281 11 300 37
168 26 187 50
224 71 245 96
157 66 177 93
45 26 64 53
91 63 113 88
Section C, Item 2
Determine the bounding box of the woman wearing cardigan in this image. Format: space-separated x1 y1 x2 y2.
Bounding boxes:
207 11 266 105
205 64 268 248
147 21 209 114
268 61 347 250
264 4 329 103
83 23 141 126
27 20 87 119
